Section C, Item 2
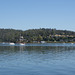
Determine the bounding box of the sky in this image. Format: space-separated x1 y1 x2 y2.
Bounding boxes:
0 0 75 31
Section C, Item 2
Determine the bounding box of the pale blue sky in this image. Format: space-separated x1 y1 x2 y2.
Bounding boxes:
0 0 75 31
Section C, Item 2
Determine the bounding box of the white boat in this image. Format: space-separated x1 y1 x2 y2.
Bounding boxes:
41 41 46 43
19 43 25 45
9 43 15 45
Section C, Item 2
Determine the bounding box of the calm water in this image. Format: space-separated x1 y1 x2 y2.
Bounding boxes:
0 43 75 75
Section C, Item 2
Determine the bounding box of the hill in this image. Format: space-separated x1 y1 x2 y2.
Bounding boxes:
0 28 75 43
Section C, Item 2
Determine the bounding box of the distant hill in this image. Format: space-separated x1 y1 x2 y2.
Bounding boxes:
0 28 75 43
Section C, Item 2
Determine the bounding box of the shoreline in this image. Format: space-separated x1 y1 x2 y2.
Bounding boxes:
1 42 75 44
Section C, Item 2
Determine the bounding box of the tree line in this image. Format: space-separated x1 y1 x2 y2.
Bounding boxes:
0 28 75 43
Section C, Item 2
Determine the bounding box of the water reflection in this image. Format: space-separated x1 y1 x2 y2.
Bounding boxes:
0 46 75 61
0 45 75 75
0 46 75 54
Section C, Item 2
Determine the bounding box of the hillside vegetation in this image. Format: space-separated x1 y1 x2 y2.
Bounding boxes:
0 28 75 43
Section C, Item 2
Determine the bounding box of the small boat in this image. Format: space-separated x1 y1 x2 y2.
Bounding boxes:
9 43 15 45
19 43 25 45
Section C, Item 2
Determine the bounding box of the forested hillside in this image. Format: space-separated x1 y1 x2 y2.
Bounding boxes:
0 28 75 43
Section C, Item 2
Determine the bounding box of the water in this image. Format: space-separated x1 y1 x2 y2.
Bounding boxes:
0 43 75 75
